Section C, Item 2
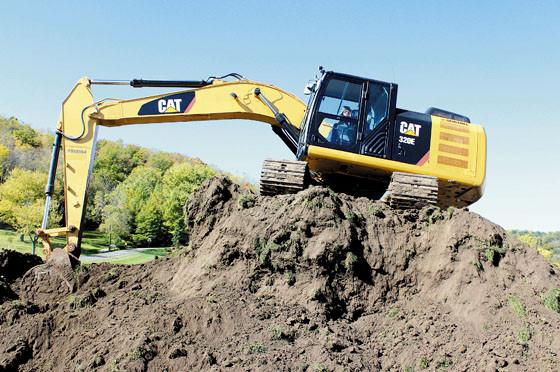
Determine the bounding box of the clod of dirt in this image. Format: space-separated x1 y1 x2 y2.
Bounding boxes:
0 339 31 371
1 176 559 372
0 250 43 282
0 278 17 304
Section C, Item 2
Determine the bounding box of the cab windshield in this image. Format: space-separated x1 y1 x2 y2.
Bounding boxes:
318 79 361 117
316 78 361 148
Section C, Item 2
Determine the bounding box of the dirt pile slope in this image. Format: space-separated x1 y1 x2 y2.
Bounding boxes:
0 250 43 304
1 175 559 371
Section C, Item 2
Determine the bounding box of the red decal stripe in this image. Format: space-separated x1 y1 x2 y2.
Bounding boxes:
184 95 196 113
416 150 430 166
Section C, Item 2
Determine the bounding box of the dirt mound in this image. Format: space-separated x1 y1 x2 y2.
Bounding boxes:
1 176 559 371
0 250 43 304
0 250 43 283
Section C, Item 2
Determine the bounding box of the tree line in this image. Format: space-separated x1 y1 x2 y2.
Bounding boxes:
508 230 560 267
0 115 243 248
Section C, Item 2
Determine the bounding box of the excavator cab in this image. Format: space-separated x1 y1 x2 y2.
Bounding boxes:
293 69 484 205
296 71 398 194
302 71 396 155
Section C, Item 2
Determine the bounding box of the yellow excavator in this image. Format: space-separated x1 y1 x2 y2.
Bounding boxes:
37 68 486 272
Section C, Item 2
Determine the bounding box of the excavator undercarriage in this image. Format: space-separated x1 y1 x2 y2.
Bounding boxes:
384 172 438 209
260 159 309 196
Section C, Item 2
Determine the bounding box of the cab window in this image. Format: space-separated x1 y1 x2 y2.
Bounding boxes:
363 83 389 138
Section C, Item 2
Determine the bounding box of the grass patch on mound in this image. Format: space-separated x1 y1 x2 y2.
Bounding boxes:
507 294 533 344
238 194 255 208
369 204 385 218
542 288 560 313
245 341 266 354
507 295 526 318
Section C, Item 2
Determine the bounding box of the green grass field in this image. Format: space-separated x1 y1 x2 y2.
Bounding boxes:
0 228 109 258
0 228 169 265
83 248 169 265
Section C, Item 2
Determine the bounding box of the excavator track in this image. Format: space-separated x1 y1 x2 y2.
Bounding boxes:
260 159 308 196
385 172 438 209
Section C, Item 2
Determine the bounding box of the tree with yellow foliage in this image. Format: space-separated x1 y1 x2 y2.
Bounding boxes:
512 230 560 268
0 145 8 182
0 168 61 240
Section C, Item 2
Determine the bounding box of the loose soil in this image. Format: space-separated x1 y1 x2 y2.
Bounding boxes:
1 176 559 371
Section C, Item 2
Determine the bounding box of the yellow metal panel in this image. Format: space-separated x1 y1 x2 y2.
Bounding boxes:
305 145 477 184
475 126 487 192
429 116 482 183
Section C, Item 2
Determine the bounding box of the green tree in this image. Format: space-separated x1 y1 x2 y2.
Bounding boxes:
133 196 166 246
146 151 174 173
0 116 52 175
99 205 132 245
510 230 560 267
0 116 27 132
93 140 143 183
84 173 117 229
171 218 188 247
99 187 132 243
94 167 162 240
159 162 216 232
122 167 162 216
12 127 42 148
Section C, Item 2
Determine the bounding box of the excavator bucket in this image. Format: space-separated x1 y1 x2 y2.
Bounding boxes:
48 248 75 279
31 227 80 299
23 248 76 301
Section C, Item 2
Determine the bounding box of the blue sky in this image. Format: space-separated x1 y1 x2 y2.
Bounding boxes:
1 1 559 231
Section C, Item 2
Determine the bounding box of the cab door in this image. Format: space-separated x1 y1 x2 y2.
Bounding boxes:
360 81 397 159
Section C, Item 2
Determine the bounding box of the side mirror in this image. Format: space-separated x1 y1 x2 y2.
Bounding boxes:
304 82 316 95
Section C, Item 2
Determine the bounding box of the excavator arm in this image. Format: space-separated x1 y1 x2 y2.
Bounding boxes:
38 75 307 261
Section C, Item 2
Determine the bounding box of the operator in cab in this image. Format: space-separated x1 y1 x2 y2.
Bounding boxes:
327 105 357 146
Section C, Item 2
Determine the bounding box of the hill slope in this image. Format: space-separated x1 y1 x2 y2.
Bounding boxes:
1 176 559 371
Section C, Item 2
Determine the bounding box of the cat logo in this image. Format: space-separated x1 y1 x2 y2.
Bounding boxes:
158 98 182 113
399 121 421 137
138 91 195 116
